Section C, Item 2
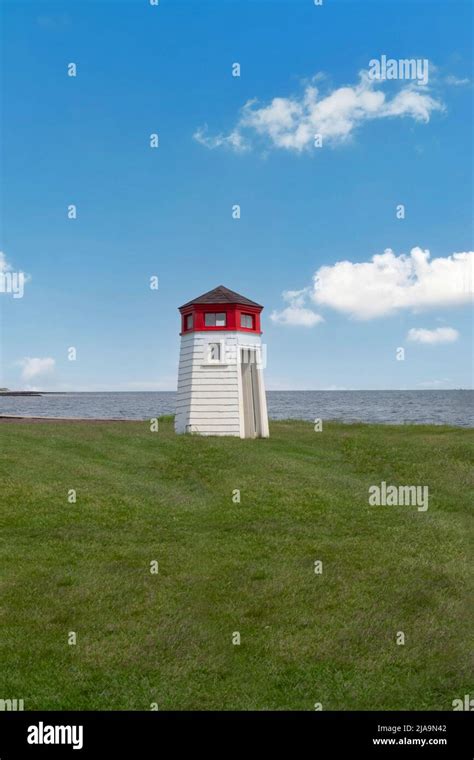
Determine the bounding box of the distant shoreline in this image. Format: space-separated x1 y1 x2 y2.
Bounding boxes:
1 389 473 394
0 391 42 397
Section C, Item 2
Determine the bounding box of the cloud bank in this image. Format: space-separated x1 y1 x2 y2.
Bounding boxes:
18 357 56 382
194 70 444 153
312 248 473 320
407 327 459 344
271 248 473 326
270 289 323 327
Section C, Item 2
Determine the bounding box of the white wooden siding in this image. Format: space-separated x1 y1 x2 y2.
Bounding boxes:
175 330 268 437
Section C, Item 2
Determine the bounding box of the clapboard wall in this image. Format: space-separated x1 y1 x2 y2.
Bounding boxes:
175 331 266 437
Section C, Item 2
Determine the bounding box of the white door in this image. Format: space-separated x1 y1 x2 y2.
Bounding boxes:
240 349 261 438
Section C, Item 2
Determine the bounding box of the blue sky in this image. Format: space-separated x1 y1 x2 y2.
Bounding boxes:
1 0 472 391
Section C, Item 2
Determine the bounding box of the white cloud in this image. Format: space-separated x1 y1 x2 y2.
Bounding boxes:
271 306 324 327
195 70 444 153
379 86 441 121
407 327 459 344
312 248 473 320
193 125 248 152
444 75 470 86
0 250 30 285
270 289 324 327
18 357 55 382
417 378 452 388
0 251 13 272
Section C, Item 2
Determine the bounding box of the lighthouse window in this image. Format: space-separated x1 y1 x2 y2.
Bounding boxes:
241 314 253 329
185 314 193 330
205 312 226 327
208 343 221 362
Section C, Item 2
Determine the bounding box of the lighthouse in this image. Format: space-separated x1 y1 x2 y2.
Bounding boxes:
175 285 269 438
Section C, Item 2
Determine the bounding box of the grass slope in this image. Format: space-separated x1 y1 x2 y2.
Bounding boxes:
0 418 472 710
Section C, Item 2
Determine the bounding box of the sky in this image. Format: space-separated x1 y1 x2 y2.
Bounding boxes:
1 0 472 391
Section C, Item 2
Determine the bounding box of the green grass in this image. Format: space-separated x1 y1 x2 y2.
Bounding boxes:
0 418 472 710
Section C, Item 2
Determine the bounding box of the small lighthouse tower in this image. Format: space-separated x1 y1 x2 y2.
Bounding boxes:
175 285 269 438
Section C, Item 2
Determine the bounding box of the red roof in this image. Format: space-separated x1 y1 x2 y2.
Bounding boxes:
179 285 262 310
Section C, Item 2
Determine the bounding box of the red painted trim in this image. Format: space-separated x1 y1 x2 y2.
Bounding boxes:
179 302 263 335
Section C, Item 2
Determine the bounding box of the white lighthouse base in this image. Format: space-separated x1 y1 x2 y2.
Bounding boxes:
175 331 269 438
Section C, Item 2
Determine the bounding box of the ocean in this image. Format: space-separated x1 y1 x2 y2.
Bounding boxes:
0 390 472 427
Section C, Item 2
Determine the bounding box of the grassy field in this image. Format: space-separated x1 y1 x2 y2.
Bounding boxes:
0 417 472 711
